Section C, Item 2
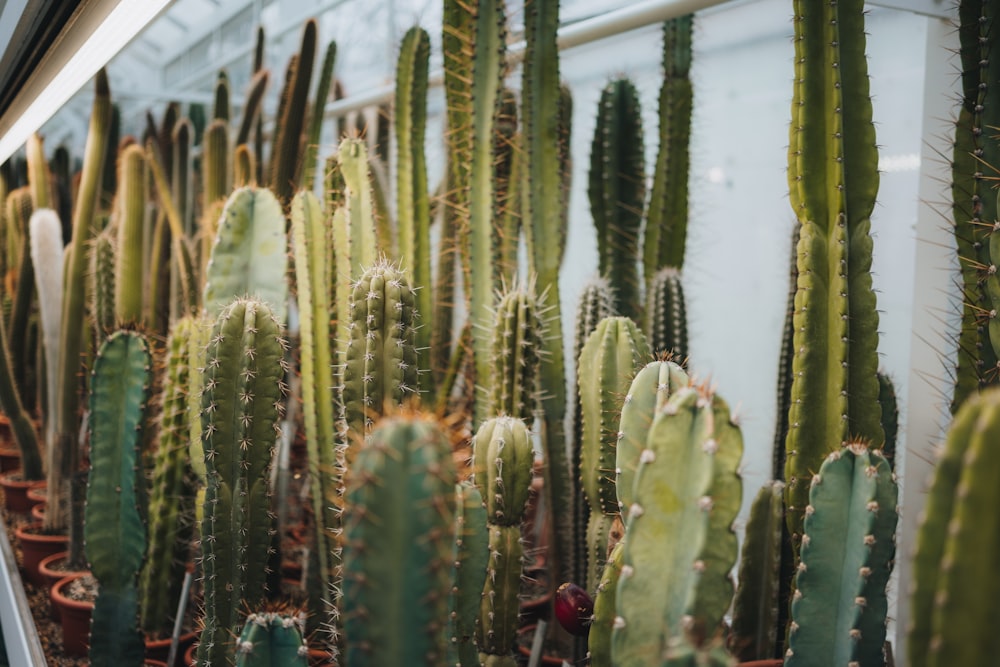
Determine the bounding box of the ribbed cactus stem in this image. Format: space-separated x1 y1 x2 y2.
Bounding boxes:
213 71 230 121
84 331 151 666
577 316 650 591
26 133 51 211
341 413 457 666
447 482 489 667
784 0 883 551
236 69 271 148
197 298 286 667
172 118 193 234
270 19 315 208
488 280 544 421
8 187 34 393
612 385 742 663
115 144 146 326
472 416 534 662
337 138 378 278
235 611 309 666
786 445 897 667
301 41 336 190
588 540 623 667
877 371 898 469
589 78 645 322
646 267 688 361
203 119 231 210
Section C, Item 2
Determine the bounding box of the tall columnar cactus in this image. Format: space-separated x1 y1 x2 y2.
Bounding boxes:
84 331 151 667
950 0 1000 412
644 15 693 287
589 78 645 322
341 413 457 666
138 319 197 638
447 482 489 667
772 223 800 481
0 281 42 481
90 228 116 339
395 27 433 395
213 71 230 121
337 137 379 283
236 69 271 149
270 19 315 207
197 298 286 667
172 118 193 234
612 384 743 664
7 187 34 393
729 481 784 662
30 210 63 456
646 266 688 360
340 259 418 454
494 88 520 285
488 280 544 421
290 191 339 638
234 611 309 667
203 186 288 324
523 0 572 589
472 416 534 666
877 371 898 469
907 386 1000 667
115 144 147 326
786 445 897 667
202 119 231 213
589 540 623 667
300 40 336 191
577 316 650 592
783 0 883 551
468 0 506 423
53 71 111 561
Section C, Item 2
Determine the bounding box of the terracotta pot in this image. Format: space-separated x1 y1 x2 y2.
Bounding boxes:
38 551 86 620
0 471 45 513
146 661 169 667
145 630 198 667
307 646 333 666
26 484 46 504
51 572 94 657
14 521 69 586
739 661 783 667
0 444 19 472
184 642 197 667
30 502 45 522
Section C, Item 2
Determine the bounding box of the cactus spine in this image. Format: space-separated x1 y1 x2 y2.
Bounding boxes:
341 413 457 666
472 416 534 666
612 385 742 664
84 331 151 666
783 0 883 550
786 445 897 667
589 78 645 321
646 266 688 360
235 611 309 666
488 280 544 421
197 298 286 667
447 482 489 667
577 316 650 592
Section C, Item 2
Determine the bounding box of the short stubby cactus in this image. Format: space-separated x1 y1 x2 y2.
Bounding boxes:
472 416 534 665
786 444 897 667
613 384 743 664
234 611 309 667
341 412 457 666
197 298 287 667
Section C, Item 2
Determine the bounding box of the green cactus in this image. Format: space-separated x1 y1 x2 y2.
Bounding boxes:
729 481 784 662
612 385 742 664
196 298 286 667
26 133 50 211
138 320 197 638
115 144 147 326
589 78 645 322
447 482 489 667
772 223 800 481
289 191 339 639
646 267 688 361
589 539 623 667
89 228 115 341
84 331 151 667
395 26 432 394
203 119 231 212
907 386 1000 667
270 20 315 207
7 187 34 396
340 259 419 455
0 281 42 482
494 89 520 285
213 71 230 121
236 69 271 149
615 359 689 516
203 186 288 324
783 0 883 552
644 15 693 286
877 371 898 469
234 144 255 188
786 445 897 667
472 416 534 665
577 316 650 592
172 119 193 235
300 40 336 191
341 413 457 666
337 137 379 281
234 611 309 666
488 280 544 421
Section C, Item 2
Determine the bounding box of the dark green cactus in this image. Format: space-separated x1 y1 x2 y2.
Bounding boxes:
337 137 379 281
236 69 271 149
729 481 784 662
772 223 800 481
84 331 151 666
300 40 336 191
494 89 520 286
7 187 34 396
644 15 693 285
234 611 309 666
646 267 688 361
589 539 623 667
269 20 315 207
138 319 197 638
197 298 286 667
577 316 650 592
589 78 645 322
395 26 432 394
202 119 231 212
907 386 1000 667
203 186 288 324
472 416 534 665
447 482 489 667
488 280 544 421
213 71 230 121
613 384 742 663
786 445 897 667
341 413 457 666
877 371 898 469
783 0 883 552
340 259 418 455
172 119 193 235
115 144 147 326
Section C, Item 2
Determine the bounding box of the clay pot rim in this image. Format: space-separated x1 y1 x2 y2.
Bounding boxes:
14 520 69 543
38 550 86 580
0 470 46 487
737 661 784 667
50 572 95 612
